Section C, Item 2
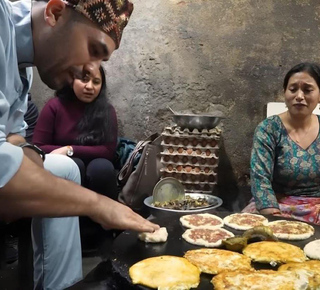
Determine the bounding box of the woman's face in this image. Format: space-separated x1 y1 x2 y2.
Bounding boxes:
284 72 320 117
73 67 103 103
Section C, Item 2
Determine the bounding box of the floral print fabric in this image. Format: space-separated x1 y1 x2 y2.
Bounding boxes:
250 115 320 211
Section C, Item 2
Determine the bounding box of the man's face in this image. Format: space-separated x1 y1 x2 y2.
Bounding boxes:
35 7 116 90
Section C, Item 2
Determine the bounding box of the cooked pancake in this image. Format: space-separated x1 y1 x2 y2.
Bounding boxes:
184 248 252 274
243 241 307 264
268 220 314 240
212 269 311 290
278 260 320 289
129 255 200 289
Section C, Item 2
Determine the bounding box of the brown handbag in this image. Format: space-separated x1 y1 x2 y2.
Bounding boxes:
117 133 162 210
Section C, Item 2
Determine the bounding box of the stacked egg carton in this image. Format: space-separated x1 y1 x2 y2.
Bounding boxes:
160 126 221 193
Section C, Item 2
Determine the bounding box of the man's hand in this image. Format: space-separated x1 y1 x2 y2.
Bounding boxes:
260 208 281 215
50 146 68 155
90 195 160 233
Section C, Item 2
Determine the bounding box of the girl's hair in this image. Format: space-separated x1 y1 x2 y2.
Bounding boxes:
55 66 114 145
283 62 320 91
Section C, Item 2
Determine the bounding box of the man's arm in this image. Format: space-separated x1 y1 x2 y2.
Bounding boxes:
0 153 159 232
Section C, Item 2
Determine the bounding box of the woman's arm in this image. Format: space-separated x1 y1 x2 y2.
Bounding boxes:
250 119 280 211
32 98 62 152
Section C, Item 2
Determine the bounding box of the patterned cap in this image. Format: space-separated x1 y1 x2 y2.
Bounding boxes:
65 0 133 49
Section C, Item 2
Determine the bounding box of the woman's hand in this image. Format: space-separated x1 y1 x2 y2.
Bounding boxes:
259 208 281 215
50 146 69 155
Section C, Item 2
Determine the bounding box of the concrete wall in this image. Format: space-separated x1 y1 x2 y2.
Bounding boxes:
30 0 320 210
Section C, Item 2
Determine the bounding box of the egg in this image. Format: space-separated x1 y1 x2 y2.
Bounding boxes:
168 147 174 153
183 138 189 146
199 175 206 182
200 158 207 165
210 139 217 147
194 167 200 173
209 158 217 165
174 138 180 145
186 148 193 155
176 165 182 172
196 149 202 155
182 156 188 163
181 173 188 181
205 149 211 156
191 157 198 164
173 156 179 163
185 166 192 173
204 167 210 173
164 137 171 144
201 139 207 147
208 175 215 182
163 155 170 162
177 147 184 154
167 164 173 171
192 138 199 146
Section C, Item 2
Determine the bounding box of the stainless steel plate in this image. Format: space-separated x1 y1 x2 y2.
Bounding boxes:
144 193 223 214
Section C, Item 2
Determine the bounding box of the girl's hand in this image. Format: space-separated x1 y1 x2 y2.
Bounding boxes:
50 146 69 155
260 208 281 215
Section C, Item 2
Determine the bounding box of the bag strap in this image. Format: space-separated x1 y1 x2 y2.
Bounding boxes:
117 133 159 184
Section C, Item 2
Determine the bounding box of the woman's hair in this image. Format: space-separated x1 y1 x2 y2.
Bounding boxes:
55 66 114 145
283 62 320 91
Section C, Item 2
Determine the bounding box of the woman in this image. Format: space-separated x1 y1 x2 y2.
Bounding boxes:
33 65 118 201
243 62 320 224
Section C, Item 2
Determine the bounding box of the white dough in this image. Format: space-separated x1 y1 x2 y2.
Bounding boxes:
138 227 168 243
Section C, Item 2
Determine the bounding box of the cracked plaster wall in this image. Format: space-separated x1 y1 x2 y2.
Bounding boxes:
31 0 320 209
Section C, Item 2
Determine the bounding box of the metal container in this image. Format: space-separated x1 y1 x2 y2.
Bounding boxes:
172 114 223 130
144 193 223 218
152 177 185 203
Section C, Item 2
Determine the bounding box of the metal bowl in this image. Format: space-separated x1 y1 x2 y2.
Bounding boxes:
144 193 223 218
172 114 223 130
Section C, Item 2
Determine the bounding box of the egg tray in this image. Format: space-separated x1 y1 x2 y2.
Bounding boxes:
182 182 216 192
162 147 218 158
163 126 222 137
160 163 217 174
161 136 219 148
161 170 217 183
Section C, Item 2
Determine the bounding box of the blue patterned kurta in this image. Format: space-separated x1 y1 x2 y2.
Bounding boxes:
251 115 320 210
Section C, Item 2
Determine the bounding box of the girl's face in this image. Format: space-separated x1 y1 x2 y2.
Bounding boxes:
284 72 320 117
73 67 102 103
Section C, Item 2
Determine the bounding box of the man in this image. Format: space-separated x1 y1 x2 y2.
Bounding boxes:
0 0 159 289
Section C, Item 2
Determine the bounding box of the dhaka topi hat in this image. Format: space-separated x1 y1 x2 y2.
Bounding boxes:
64 0 133 49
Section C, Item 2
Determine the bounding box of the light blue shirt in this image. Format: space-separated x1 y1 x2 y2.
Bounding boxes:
0 0 33 187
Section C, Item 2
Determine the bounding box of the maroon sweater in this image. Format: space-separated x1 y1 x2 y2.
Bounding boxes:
33 97 118 162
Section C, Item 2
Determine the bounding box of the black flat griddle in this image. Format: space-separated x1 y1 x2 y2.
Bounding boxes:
111 210 320 289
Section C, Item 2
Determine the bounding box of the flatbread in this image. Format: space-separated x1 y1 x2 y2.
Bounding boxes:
268 220 314 240
304 239 320 260
223 213 268 230
129 255 200 289
138 227 168 243
182 228 234 247
243 241 307 264
212 269 312 290
278 260 320 289
184 248 252 274
180 213 223 229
